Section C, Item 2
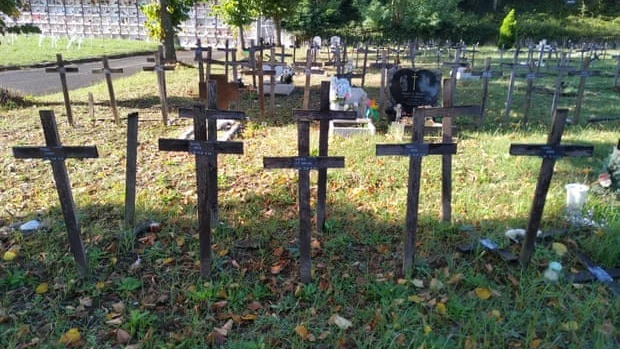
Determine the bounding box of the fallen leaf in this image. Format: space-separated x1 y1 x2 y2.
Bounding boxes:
79 297 92 307
3 251 17 261
474 287 492 300
247 301 262 311
530 339 542 348
424 325 432 334
211 300 228 311
115 328 131 344
270 260 287 274
408 295 424 304
429 278 444 292
551 242 567 257
561 321 579 331
311 239 321 249
58 328 81 345
112 302 125 313
273 246 284 257
162 257 174 265
241 314 257 321
329 314 353 330
218 249 228 257
412 279 424 288
377 245 389 254
447 273 464 285
176 236 185 247
295 324 309 339
35 283 49 294
214 319 234 337
95 281 105 290
435 302 447 315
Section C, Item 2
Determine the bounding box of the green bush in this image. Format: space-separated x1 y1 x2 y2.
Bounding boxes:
498 9 517 49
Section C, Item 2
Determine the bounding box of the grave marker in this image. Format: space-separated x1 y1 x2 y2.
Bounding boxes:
376 109 457 274
124 112 139 231
143 46 176 125
388 68 440 114
264 105 351 282
45 53 79 126
549 53 574 118
478 57 492 127
159 102 245 278
573 56 591 124
502 48 521 123
522 60 537 126
12 110 99 275
91 56 123 125
509 109 593 266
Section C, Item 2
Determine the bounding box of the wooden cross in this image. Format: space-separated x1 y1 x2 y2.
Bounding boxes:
159 102 245 278
478 57 493 127
376 109 457 275
442 47 464 101
12 110 99 275
194 39 211 101
423 79 480 222
91 56 124 125
501 47 522 123
573 56 591 124
143 45 175 125
124 112 139 231
509 109 593 266
522 60 537 126
549 53 575 118
297 49 324 109
217 40 238 82
264 107 351 283
45 53 79 126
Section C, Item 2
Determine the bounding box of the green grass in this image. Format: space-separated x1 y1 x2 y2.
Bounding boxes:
0 40 619 348
0 34 158 67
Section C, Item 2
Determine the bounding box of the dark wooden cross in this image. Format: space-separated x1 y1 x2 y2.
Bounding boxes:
217 40 238 82
297 49 324 109
264 108 350 283
296 81 356 231
424 79 480 222
91 56 124 125
573 56 592 124
478 57 493 127
45 53 79 126
159 102 245 278
12 110 99 275
143 45 175 125
194 39 211 101
501 47 521 123
442 47 463 102
376 109 457 275
549 53 575 118
509 108 594 266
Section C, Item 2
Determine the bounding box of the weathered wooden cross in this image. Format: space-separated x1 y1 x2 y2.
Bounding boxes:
143 45 175 125
509 109 593 266
297 49 325 109
12 110 99 275
304 81 356 231
549 53 575 118
45 53 79 126
425 79 480 222
263 90 355 283
159 101 245 278
376 108 457 275
573 56 592 124
91 56 124 125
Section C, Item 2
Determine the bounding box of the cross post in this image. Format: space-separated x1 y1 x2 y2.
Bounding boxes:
124 112 139 231
509 109 593 266
12 110 99 275
549 53 575 118
91 56 124 125
45 53 79 126
159 103 245 278
376 109 457 275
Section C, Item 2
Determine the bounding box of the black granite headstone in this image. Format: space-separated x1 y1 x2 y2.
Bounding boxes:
389 69 440 113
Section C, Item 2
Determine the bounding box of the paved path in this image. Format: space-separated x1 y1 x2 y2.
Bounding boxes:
0 51 197 96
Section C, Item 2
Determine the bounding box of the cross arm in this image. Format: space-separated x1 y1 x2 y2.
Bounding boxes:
293 109 357 121
264 156 345 169
509 144 594 158
45 67 79 73
13 146 99 160
159 139 244 155
376 143 457 156
178 108 247 120
92 68 124 74
418 105 481 118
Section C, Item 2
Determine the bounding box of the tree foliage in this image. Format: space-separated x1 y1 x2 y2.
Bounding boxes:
1 0 21 35
497 9 517 49
140 0 193 42
282 0 360 41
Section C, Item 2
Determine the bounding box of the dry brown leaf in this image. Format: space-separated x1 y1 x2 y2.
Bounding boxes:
58 328 81 346
329 314 353 330
270 260 287 274
115 328 131 344
295 325 309 339
211 300 228 311
246 301 262 311
214 319 234 337
112 302 125 313
530 338 542 348
273 246 285 257
240 314 257 321
447 273 464 285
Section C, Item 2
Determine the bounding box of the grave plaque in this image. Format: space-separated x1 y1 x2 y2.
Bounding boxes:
389 69 440 113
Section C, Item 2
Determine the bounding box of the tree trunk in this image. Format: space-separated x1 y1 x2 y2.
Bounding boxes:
159 0 176 62
273 15 282 47
238 26 245 50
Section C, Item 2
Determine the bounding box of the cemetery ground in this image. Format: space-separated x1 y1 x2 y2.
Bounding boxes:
1 41 619 348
